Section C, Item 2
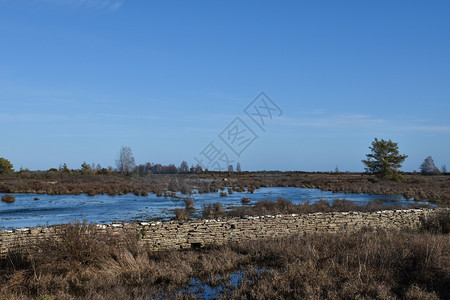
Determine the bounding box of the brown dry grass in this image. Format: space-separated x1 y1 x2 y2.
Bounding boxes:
226 197 431 217
229 172 450 204
1 194 15 203
224 230 449 300
174 208 189 220
1 172 449 205
1 217 449 299
421 209 450 234
202 202 224 219
184 198 195 210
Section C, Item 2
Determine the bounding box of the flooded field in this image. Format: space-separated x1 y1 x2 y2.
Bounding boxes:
0 187 422 230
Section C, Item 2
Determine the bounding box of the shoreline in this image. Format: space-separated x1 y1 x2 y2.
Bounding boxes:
0 172 449 205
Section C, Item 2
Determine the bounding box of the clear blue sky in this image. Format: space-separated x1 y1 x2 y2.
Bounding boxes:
1 0 449 172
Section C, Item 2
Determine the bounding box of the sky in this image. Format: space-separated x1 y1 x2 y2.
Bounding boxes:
0 0 449 172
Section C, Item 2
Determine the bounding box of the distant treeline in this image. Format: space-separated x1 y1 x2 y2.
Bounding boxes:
37 159 244 176
39 161 204 175
136 161 203 175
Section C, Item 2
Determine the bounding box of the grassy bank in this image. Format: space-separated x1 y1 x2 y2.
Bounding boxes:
1 212 448 299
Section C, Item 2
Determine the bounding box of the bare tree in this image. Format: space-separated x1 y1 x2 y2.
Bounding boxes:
228 164 234 172
180 161 189 173
236 162 241 172
420 156 440 175
116 146 135 174
441 164 447 174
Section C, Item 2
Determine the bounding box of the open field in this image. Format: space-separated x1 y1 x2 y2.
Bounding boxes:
0 172 449 205
1 212 448 300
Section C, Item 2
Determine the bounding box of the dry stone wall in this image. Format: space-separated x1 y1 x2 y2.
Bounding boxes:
0 208 441 257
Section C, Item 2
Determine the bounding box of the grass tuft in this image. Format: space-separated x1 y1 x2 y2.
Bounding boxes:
1 194 15 203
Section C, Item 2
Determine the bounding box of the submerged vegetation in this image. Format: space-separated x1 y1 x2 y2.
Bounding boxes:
0 216 448 299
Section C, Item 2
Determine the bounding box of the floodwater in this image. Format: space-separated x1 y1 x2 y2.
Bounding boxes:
0 187 423 230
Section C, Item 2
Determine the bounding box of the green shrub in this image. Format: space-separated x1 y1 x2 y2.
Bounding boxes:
0 157 14 174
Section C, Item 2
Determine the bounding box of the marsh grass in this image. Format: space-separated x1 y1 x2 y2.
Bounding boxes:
184 198 195 210
241 197 250 204
421 209 450 234
1 194 15 203
226 197 431 217
1 172 449 204
202 202 224 219
174 208 189 220
1 217 448 299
